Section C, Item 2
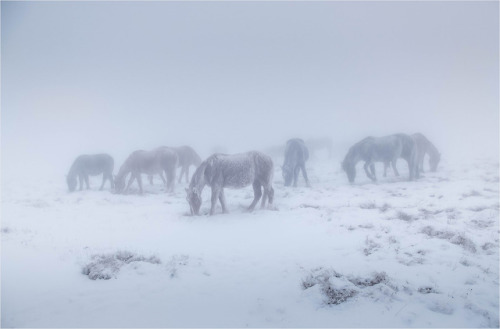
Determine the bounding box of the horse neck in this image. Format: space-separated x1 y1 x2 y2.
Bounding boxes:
67 167 77 180
193 153 202 166
344 148 360 167
116 163 130 180
426 142 439 159
67 162 80 179
190 162 207 191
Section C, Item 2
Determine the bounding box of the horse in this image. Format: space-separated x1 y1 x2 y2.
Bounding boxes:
282 138 310 187
114 147 178 194
342 134 418 183
186 151 274 216
174 146 202 183
149 146 202 184
67 154 114 192
383 133 440 176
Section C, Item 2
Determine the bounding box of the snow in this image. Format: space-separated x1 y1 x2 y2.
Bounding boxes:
1 155 499 327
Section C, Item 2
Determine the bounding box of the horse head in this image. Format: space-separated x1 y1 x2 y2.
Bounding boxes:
429 153 441 172
66 174 77 192
186 187 202 216
342 160 356 183
114 175 126 193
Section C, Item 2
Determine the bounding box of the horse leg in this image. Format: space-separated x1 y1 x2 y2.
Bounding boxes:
405 159 414 181
419 152 425 173
364 162 375 181
78 174 84 191
99 174 106 191
136 174 144 194
84 174 90 189
391 160 400 176
261 182 274 208
109 173 115 189
301 164 311 187
268 186 274 206
261 187 268 208
159 172 167 187
125 174 136 193
383 162 388 177
185 166 190 183
169 167 176 192
210 187 221 216
370 163 376 181
293 166 300 187
248 182 262 211
178 166 185 184
219 189 228 213
166 168 176 193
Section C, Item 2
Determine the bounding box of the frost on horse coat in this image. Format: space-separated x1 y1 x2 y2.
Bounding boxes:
342 134 418 183
67 154 114 192
186 151 274 216
114 148 178 194
282 138 310 187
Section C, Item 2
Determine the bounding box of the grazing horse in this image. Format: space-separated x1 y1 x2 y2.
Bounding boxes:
342 134 418 183
282 138 310 187
115 148 178 194
186 151 274 216
67 154 114 192
149 146 202 184
383 133 440 175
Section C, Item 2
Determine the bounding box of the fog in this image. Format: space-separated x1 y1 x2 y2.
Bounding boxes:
2 1 498 178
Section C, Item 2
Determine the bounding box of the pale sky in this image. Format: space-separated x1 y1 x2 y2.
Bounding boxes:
2 1 498 176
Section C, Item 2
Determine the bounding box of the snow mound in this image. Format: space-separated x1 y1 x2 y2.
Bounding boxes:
82 250 161 280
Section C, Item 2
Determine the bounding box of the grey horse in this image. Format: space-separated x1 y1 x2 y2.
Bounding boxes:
149 146 202 184
384 133 440 175
114 147 178 194
67 154 114 192
342 134 418 183
174 146 202 183
282 138 310 187
186 151 274 216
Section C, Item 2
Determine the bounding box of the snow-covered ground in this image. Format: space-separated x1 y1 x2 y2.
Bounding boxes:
1 155 499 327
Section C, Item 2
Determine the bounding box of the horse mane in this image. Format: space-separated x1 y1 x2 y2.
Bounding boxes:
344 136 373 165
189 159 209 190
426 140 440 159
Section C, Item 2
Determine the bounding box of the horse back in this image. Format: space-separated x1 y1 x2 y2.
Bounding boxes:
412 133 430 152
71 153 114 176
174 146 202 167
358 136 402 162
204 151 273 188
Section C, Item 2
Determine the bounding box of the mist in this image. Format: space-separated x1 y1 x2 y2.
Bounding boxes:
2 1 498 179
